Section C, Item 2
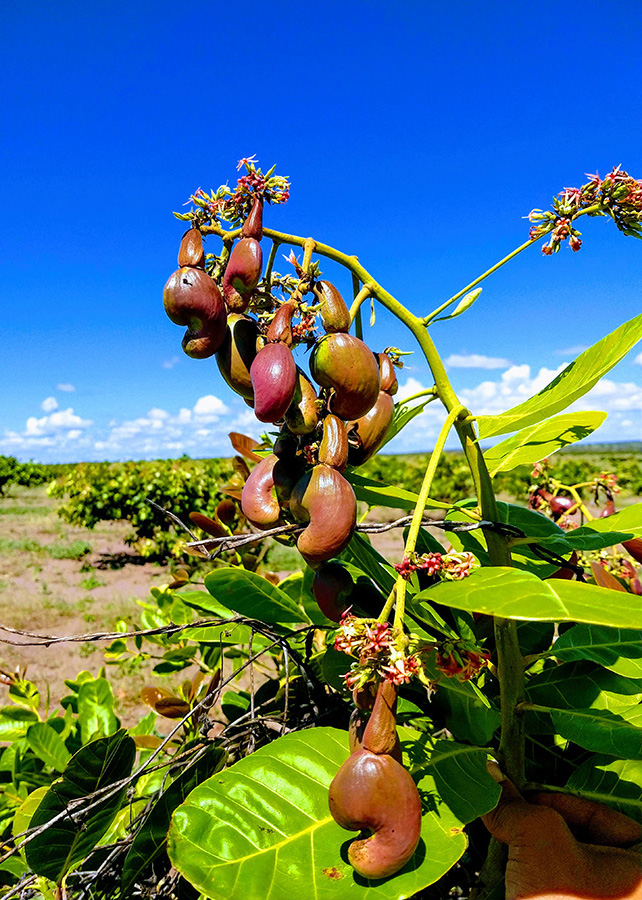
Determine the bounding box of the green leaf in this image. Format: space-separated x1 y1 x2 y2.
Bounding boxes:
26 722 72 771
168 727 467 900
569 503 642 542
77 676 119 743
567 757 642 823
550 625 642 678
345 533 396 594
0 707 39 741
432 288 482 323
477 313 642 438
12 786 49 840
122 747 225 891
414 739 500 824
321 648 353 692
417 568 642 628
347 472 427 511
25 729 135 883
483 411 607 476
221 690 251 723
9 679 41 711
548 705 642 758
526 661 642 712
204 568 310 625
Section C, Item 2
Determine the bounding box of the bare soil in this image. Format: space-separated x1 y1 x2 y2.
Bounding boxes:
0 485 174 723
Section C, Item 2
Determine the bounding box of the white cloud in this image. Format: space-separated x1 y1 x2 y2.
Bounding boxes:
41 396 58 413
56 383 76 392
4 367 640 464
635 352 642 366
444 353 512 369
162 356 180 370
0 407 93 457
193 395 229 419
25 409 92 437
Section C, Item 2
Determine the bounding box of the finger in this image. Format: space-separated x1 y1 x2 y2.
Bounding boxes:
531 792 642 846
482 765 571 848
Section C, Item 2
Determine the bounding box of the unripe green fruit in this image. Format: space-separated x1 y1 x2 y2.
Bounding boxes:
328 750 421 879
284 370 319 435
377 352 398 395
312 561 354 621
178 227 205 268
318 414 349 471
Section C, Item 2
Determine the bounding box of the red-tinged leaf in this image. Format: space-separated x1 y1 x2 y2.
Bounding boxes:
229 432 263 463
590 561 628 593
189 511 228 538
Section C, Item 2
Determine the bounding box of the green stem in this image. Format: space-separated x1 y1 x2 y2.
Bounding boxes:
398 387 438 405
349 284 373 325
430 203 602 316
351 273 363 340
263 238 280 289
392 404 466 630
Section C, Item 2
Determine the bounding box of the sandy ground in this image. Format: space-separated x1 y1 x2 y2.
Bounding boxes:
0 485 175 722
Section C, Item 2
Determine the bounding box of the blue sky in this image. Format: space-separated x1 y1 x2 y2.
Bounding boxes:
2 0 641 462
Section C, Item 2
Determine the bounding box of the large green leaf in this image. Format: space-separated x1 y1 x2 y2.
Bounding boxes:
416 568 642 628
526 661 642 712
569 503 642 542
546 705 642 758
26 722 71 771
25 729 135 883
346 472 438 512
567 757 642 823
477 313 642 438
407 738 500 824
168 727 467 900
549 625 642 678
122 747 225 891
204 568 310 625
482 411 607 476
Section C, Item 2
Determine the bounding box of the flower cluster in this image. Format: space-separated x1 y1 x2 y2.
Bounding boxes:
335 616 424 687
598 472 620 493
394 550 477 581
527 166 642 254
435 640 491 681
176 158 290 229
394 552 442 579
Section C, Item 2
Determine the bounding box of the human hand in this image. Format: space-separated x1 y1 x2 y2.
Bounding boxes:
482 763 642 899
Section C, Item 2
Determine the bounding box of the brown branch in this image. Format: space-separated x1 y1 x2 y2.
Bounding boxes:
185 514 445 553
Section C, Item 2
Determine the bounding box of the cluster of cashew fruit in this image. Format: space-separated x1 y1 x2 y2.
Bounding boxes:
329 680 422 879
163 194 400 568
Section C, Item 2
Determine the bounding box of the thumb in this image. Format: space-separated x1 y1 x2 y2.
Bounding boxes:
482 762 576 852
482 762 535 844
